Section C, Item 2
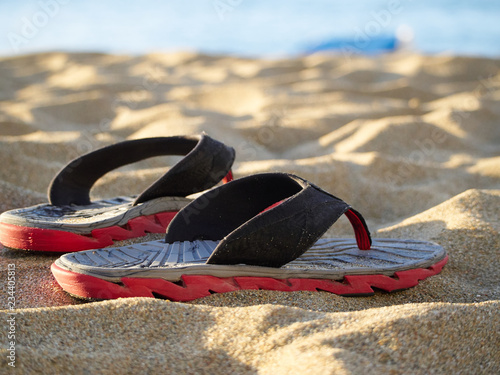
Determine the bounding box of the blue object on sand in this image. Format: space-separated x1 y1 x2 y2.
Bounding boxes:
306 35 399 55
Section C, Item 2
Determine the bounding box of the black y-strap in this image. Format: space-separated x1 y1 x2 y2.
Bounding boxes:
165 173 372 268
48 134 235 206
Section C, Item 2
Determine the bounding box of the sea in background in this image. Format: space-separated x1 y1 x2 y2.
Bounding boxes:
0 0 499 58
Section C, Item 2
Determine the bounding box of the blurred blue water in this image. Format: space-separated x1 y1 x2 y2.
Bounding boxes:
0 0 499 57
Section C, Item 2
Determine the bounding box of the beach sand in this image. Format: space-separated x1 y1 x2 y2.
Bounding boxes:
0 51 499 374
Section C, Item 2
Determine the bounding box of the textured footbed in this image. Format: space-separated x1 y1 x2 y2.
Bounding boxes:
52 238 448 300
0 196 191 251
0 196 190 232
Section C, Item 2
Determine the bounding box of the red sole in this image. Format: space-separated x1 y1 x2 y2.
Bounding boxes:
0 211 177 252
51 256 448 301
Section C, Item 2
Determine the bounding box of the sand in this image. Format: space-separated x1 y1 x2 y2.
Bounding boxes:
0 51 499 374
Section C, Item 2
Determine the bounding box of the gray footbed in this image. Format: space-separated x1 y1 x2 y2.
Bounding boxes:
55 238 447 281
0 196 191 234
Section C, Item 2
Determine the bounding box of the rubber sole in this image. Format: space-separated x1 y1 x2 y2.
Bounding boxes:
0 211 177 252
51 256 448 301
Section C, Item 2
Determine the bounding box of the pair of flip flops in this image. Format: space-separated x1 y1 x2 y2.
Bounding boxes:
0 134 448 301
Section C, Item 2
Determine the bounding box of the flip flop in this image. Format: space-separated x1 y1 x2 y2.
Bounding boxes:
0 134 235 252
51 173 447 301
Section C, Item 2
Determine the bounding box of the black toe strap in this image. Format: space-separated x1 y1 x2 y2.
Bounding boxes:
165 173 372 268
48 134 235 206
